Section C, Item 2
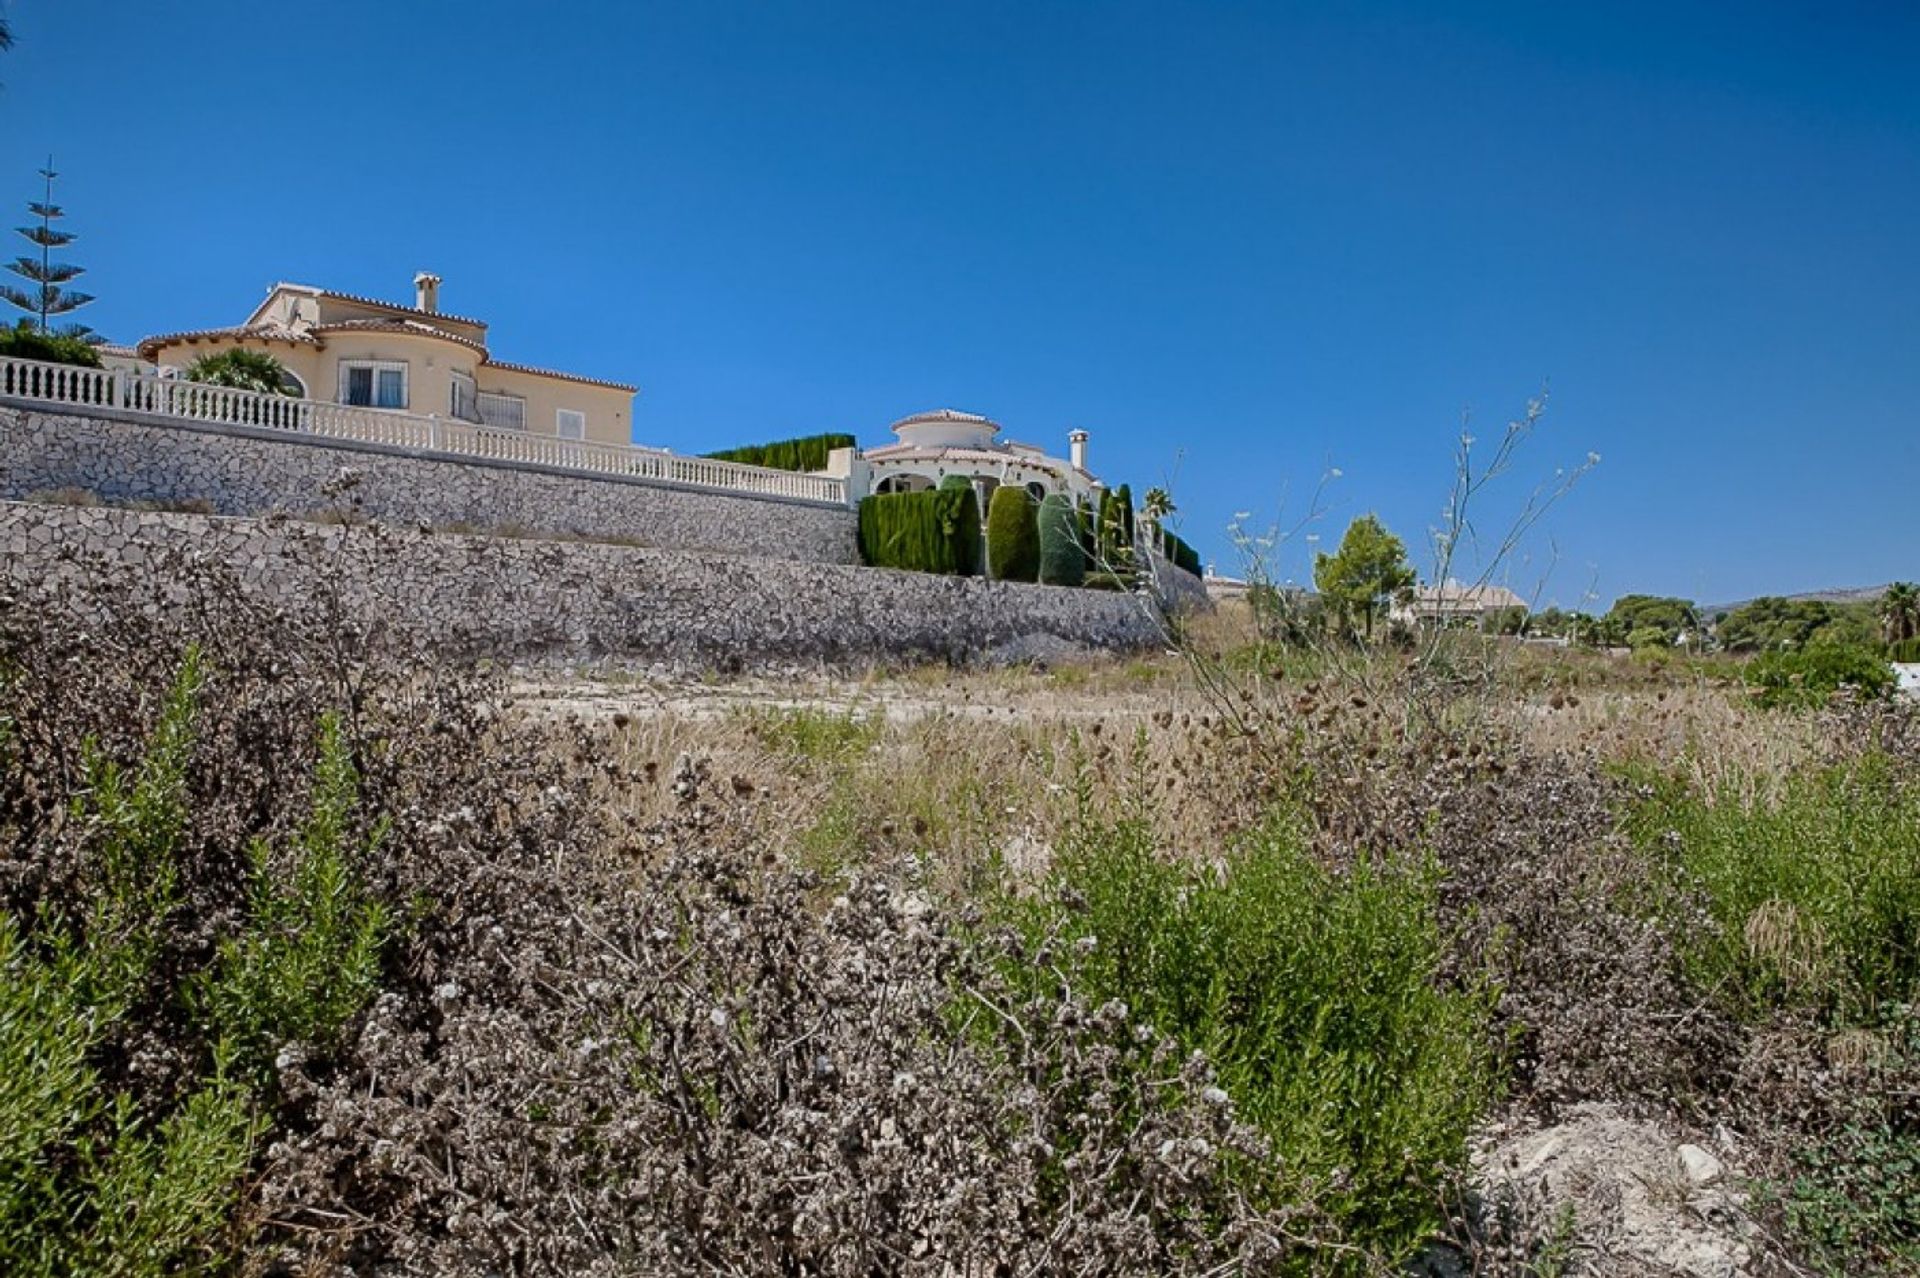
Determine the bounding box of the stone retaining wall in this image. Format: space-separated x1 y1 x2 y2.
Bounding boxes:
0 403 858 565
0 502 1169 665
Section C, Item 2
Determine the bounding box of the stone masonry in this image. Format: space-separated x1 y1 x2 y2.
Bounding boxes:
0 503 1170 666
0 404 858 564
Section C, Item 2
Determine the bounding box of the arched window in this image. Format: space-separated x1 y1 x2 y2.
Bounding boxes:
1026 481 1049 503
278 369 307 398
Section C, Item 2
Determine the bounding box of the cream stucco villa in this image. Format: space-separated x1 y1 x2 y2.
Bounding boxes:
848 409 1102 510
136 274 635 447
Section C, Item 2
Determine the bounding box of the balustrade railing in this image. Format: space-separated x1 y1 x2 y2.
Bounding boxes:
0 355 847 505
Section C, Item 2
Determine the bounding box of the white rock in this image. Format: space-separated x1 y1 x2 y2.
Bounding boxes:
1678 1143 1725 1187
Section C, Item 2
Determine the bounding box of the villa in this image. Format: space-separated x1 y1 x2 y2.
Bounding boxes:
135 274 636 447
856 408 1102 509
1391 580 1528 627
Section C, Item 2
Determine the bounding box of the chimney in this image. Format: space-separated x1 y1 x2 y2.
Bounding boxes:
1068 428 1089 472
414 271 442 313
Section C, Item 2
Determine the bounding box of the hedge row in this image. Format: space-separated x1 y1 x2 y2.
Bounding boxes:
0 323 102 369
703 433 856 473
857 488 981 575
1158 527 1203 578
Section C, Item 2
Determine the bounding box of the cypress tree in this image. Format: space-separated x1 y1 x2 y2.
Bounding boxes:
986 487 1040 583
1037 493 1087 587
1 159 95 339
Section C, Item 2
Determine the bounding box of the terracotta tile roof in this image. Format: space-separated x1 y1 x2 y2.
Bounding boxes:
136 324 321 359
481 358 637 393
289 283 489 331
889 408 999 432
1405 582 1528 611
312 317 490 355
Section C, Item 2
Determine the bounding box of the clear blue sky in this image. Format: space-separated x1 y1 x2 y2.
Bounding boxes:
3 1 1915 607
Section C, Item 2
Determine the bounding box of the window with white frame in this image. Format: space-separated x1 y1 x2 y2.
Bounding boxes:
450 372 477 421
556 408 586 441
339 360 407 410
476 392 525 430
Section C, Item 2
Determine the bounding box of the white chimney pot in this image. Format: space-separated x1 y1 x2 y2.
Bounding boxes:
1068 429 1089 472
414 272 442 314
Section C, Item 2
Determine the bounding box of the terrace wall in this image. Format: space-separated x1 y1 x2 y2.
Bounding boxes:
0 404 858 565
0 502 1169 666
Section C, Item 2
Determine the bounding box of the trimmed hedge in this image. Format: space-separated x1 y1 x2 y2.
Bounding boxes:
703 433 856 473
0 323 102 368
1158 527 1202 578
1037 493 1087 588
857 488 980 576
986 487 1040 583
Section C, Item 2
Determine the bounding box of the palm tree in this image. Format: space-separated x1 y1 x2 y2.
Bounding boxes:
1141 487 1175 524
185 348 297 396
1880 581 1919 646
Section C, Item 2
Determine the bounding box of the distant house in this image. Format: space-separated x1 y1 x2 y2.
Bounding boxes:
1391 580 1527 627
136 274 635 447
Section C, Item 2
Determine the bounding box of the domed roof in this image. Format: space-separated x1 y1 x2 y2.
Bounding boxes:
888 408 1001 434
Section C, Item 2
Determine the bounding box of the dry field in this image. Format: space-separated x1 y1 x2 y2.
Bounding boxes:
3 567 1915 1276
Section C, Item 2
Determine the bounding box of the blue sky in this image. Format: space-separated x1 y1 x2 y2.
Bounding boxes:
2 1 1914 606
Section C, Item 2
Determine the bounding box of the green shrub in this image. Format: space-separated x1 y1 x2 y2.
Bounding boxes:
1744 644 1895 709
985 486 1039 583
857 488 980 575
0 654 392 1274
199 713 389 1080
996 808 1497 1263
1891 637 1920 663
1628 754 1920 1026
1083 570 1130 592
0 320 102 368
1036 493 1087 587
703 433 856 472
184 348 297 397
1157 527 1202 578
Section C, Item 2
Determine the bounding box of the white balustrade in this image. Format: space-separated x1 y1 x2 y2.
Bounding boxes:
0 354 848 505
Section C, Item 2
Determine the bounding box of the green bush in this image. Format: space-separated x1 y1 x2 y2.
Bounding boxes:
996 809 1497 1263
857 488 980 576
1157 527 1202 578
0 654 391 1274
1744 644 1895 709
1891 637 1920 663
985 486 1039 583
1083 570 1130 592
1036 493 1087 587
1628 754 1920 1026
184 349 297 397
0 320 102 368
703 433 855 472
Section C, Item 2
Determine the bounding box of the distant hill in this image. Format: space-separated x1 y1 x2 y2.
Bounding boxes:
1699 584 1890 618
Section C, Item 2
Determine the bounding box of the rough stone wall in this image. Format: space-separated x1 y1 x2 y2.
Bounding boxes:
0 404 857 565
0 502 1169 666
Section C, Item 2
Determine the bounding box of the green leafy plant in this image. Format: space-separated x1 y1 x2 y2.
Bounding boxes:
0 318 101 367
985 486 1039 583
183 348 298 397
198 712 389 1079
1628 754 1920 1026
1743 643 1895 709
997 795 1498 1264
